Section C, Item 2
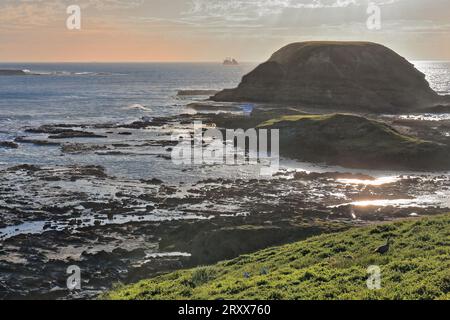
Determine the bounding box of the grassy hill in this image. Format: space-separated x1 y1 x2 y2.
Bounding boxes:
105 214 450 300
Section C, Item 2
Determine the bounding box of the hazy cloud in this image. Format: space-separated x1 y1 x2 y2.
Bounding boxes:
0 0 449 61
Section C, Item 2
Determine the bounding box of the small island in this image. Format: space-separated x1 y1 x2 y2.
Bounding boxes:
223 57 239 66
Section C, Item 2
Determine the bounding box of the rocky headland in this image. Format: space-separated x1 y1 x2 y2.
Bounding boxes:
212 42 448 113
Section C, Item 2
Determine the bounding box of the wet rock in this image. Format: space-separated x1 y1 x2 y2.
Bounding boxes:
157 154 172 160
294 171 375 181
15 137 60 146
0 141 19 149
112 143 132 148
140 140 178 147
48 131 107 139
25 125 83 134
177 90 219 96
140 178 163 185
68 165 108 178
61 143 109 154
7 164 41 172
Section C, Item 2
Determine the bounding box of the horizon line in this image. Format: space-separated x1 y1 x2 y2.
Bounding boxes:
0 59 449 64
0 60 260 64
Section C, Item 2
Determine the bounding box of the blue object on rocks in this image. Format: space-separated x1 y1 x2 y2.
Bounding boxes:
240 104 254 114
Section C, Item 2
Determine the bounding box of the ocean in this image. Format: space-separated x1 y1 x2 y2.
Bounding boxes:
0 62 256 128
1 61 449 181
0 63 259 181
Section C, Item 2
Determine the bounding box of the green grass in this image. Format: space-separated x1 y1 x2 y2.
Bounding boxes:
104 214 450 300
257 113 425 144
257 114 333 127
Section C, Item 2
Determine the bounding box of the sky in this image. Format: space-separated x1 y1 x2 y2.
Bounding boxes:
0 0 449 62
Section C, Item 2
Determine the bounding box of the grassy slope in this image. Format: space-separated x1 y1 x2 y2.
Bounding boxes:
106 214 450 300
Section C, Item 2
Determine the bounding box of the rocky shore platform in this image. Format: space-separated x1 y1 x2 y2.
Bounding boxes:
1 107 450 299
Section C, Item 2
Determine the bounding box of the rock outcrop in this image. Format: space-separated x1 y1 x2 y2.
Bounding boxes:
212 42 442 112
258 113 450 170
0 141 19 149
0 70 27 76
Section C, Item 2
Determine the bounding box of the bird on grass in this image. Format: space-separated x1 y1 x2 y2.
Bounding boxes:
374 238 392 254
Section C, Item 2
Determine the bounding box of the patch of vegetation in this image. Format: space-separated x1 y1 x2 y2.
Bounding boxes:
257 114 333 127
258 113 425 144
104 213 450 300
190 267 217 287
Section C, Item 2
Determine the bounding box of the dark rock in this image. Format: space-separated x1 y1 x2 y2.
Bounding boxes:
61 143 108 154
48 131 107 139
178 90 219 96
212 41 442 112
0 69 28 76
0 141 19 149
141 178 164 185
25 126 78 134
8 164 41 172
74 165 108 178
157 154 172 160
15 137 60 146
293 171 375 181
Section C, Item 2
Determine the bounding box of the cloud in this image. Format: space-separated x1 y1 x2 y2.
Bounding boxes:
0 0 449 61
182 0 401 22
0 0 144 24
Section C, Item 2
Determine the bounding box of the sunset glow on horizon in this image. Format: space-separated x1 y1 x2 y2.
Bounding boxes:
1 0 450 63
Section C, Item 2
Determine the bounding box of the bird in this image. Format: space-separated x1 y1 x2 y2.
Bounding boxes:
374 238 391 254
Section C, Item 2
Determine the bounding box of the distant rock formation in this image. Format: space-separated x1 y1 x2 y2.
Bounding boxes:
223 58 239 66
0 70 28 76
212 42 443 112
